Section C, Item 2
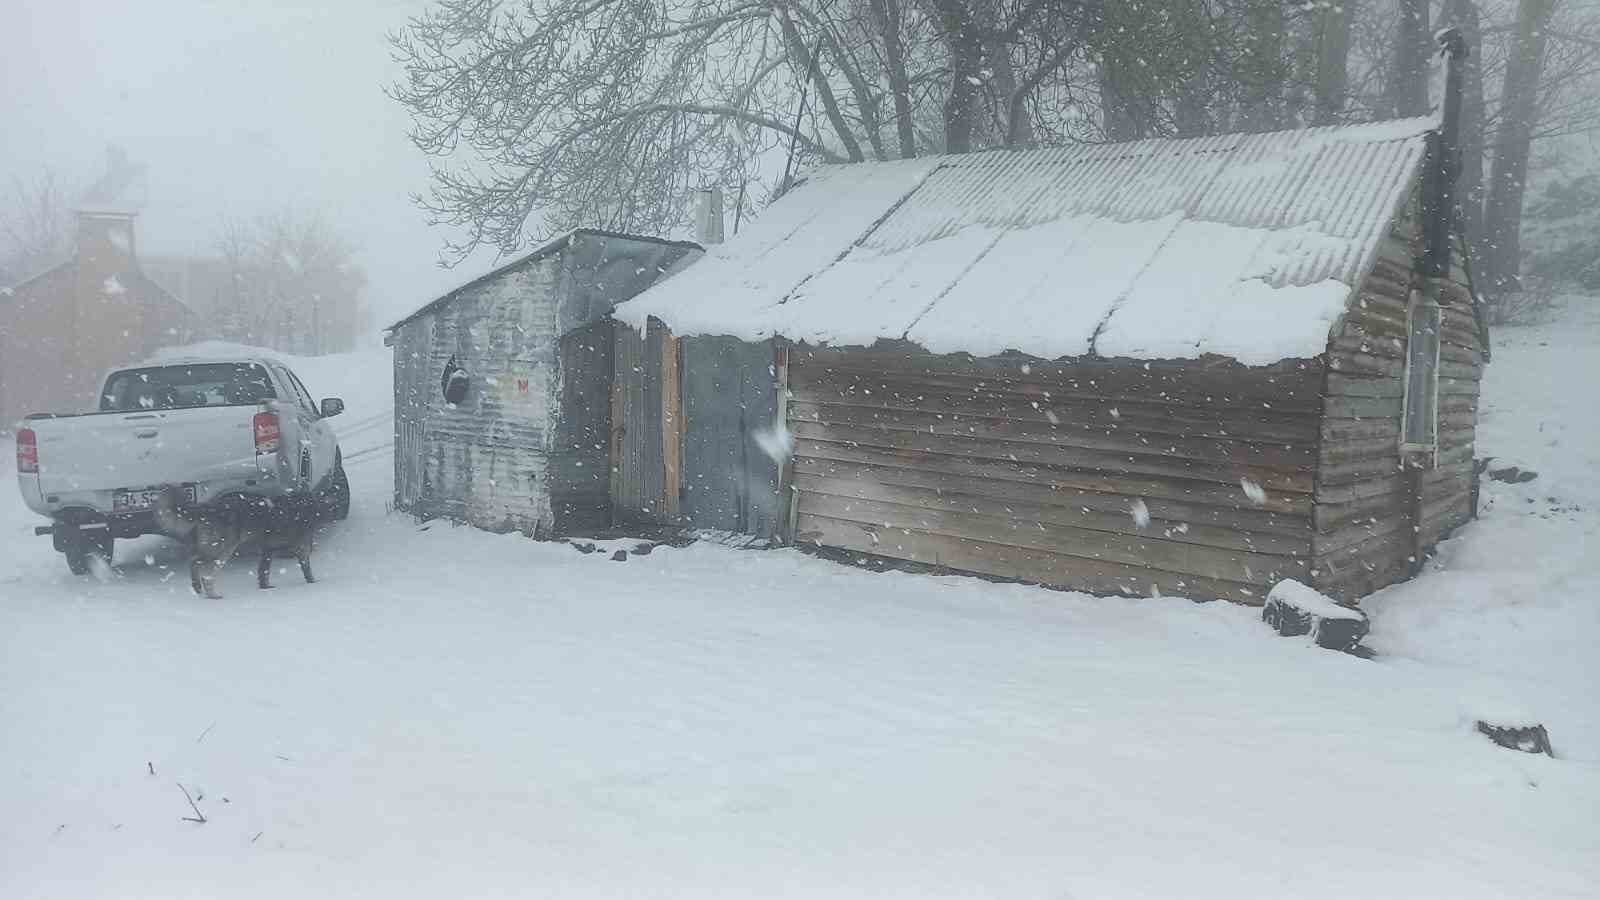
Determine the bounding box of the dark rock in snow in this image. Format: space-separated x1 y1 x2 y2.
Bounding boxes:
1488 465 1538 484
1262 580 1370 652
611 550 628 562
1477 721 1555 757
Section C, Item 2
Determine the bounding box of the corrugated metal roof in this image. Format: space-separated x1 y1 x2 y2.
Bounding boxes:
385 229 702 331
620 118 1433 365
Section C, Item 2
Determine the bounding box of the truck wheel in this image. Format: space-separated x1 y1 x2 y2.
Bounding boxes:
322 458 351 521
61 528 112 576
64 544 92 576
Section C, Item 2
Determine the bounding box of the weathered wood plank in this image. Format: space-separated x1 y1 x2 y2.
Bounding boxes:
1316 547 1413 602
1313 489 1408 534
1315 472 1405 504
1318 435 1400 467
1322 417 1402 442
1330 335 1407 363
660 330 682 520
787 390 1321 444
791 441 1313 515
1316 455 1405 487
1325 374 1404 398
790 423 1315 494
793 346 1319 387
1421 460 1474 489
791 456 1313 538
1324 395 1402 418
794 471 1311 556
796 491 1307 581
789 357 1325 415
788 402 1315 472
1312 511 1410 558
792 513 1292 604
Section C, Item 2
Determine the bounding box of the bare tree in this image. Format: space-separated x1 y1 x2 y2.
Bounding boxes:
1384 0 1432 117
1483 0 1560 293
388 0 1103 257
1442 0 1488 256
215 214 369 355
1312 0 1359 124
0 171 73 285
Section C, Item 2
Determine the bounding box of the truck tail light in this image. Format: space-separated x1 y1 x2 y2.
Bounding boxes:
253 411 281 456
16 427 39 474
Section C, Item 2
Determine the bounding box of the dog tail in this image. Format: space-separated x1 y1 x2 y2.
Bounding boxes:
153 487 195 539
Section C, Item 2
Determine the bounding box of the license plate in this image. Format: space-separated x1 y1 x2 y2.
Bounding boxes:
113 484 196 512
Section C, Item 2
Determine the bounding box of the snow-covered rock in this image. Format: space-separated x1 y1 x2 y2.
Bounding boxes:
1263 579 1370 652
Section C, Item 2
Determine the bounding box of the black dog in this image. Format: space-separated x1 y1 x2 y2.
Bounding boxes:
154 489 316 598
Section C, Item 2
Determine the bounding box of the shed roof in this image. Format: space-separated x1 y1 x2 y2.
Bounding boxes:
618 117 1434 366
386 228 702 331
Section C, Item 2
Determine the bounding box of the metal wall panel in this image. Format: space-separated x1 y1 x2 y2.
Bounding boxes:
551 319 614 533
390 256 562 535
610 320 669 523
680 337 781 537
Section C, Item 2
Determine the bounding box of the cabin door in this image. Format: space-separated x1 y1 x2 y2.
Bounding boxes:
610 317 681 525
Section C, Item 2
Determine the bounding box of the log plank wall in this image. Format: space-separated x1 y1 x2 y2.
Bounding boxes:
1313 189 1483 600
785 193 1481 605
786 347 1325 603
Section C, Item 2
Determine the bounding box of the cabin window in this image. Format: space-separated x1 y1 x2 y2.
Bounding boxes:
1400 292 1441 462
441 355 470 406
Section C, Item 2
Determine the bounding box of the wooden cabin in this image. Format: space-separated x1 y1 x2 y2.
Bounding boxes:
613 111 1487 603
385 230 700 536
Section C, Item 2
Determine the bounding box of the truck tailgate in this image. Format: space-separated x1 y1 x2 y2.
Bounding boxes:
32 406 262 496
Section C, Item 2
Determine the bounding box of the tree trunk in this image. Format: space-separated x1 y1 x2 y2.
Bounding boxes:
869 0 917 158
1484 0 1558 294
1312 0 1357 125
1099 54 1142 141
986 34 1031 146
1386 0 1432 118
932 0 983 153
776 6 866 163
1442 0 1487 258
1238 0 1284 133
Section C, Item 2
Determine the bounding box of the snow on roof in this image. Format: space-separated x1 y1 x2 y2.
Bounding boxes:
618 118 1433 365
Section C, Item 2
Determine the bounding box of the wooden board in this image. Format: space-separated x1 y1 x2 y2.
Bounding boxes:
793 513 1285 605
795 471 1310 556
787 348 1322 601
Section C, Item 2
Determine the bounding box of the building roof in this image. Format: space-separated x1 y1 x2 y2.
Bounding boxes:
385 228 702 332
618 117 1435 366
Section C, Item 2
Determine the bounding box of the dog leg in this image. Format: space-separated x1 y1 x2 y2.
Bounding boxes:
258 550 274 589
201 558 225 600
191 557 206 596
298 548 315 584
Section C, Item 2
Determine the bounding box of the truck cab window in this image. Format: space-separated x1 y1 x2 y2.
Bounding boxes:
101 364 278 412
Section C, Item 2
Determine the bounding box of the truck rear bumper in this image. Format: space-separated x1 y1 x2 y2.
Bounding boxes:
26 477 302 539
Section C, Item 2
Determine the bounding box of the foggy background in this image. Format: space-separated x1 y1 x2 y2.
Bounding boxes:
0 0 484 329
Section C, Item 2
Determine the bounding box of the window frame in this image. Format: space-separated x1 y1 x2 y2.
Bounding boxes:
1399 288 1442 466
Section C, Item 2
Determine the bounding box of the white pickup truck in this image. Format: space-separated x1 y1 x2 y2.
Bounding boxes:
14 355 349 574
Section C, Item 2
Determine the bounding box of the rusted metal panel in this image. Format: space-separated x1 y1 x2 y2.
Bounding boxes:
610 320 669 524
392 314 435 512
551 319 613 533
623 119 1432 364
389 254 562 535
389 231 698 536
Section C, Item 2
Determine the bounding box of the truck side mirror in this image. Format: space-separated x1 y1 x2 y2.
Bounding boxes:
320 397 345 418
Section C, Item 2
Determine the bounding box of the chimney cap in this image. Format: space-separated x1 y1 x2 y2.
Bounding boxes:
77 146 147 216
1435 26 1468 60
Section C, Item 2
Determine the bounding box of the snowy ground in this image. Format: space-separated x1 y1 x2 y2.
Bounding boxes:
2 313 1597 898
